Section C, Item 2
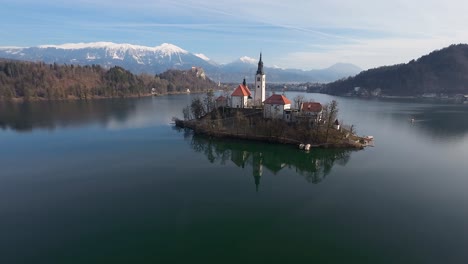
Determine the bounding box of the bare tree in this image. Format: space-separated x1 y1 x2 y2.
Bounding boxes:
204 89 215 113
182 105 191 120
325 100 339 142
293 94 305 109
191 97 206 119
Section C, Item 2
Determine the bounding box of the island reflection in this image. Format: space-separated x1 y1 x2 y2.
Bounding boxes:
188 133 354 190
0 100 135 132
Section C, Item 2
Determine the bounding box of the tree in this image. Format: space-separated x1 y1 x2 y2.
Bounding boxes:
191 97 205 119
204 90 215 113
324 100 339 142
293 94 305 109
182 105 192 120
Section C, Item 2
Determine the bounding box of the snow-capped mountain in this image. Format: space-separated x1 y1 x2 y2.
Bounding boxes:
238 56 257 64
0 42 218 74
0 42 361 83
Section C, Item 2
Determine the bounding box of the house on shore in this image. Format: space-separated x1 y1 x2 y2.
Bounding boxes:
215 95 228 108
263 94 291 119
297 102 323 125
333 119 340 130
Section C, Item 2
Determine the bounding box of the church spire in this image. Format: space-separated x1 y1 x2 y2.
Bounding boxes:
243 77 247 86
256 52 264 75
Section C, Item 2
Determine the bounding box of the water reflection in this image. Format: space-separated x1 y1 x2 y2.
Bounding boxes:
0 100 135 132
381 103 468 140
187 133 354 190
410 105 468 139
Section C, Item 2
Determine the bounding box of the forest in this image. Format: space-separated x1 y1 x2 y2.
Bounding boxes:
324 44 468 96
0 59 217 100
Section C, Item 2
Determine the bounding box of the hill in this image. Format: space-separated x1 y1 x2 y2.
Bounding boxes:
0 59 217 100
0 42 361 83
324 44 468 96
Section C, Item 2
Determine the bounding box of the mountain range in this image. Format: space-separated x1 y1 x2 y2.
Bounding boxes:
324 44 468 96
0 42 361 83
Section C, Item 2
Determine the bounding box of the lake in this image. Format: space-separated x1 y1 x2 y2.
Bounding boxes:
1 93 468 263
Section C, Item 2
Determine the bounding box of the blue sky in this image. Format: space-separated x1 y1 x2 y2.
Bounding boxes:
1 0 468 70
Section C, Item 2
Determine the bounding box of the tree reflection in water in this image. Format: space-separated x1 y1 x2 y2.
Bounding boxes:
187 133 354 191
0 99 135 132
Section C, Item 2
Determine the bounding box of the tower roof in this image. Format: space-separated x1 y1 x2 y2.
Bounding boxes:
256 52 264 75
264 94 292 105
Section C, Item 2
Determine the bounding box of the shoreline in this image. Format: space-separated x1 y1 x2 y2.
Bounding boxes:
0 90 209 103
175 119 366 150
332 93 467 102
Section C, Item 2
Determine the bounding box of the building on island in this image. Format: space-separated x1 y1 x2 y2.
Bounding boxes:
231 78 252 108
215 95 228 108
298 102 323 124
263 94 292 119
254 53 266 105
227 54 324 126
333 119 340 130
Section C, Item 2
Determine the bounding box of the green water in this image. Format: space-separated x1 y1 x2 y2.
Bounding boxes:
1 93 468 263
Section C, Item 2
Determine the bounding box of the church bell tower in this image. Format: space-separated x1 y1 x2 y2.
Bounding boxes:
254 53 266 105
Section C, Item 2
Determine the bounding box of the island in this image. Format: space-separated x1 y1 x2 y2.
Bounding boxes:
175 54 371 150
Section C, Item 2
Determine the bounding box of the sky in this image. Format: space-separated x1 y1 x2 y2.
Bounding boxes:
1 0 468 70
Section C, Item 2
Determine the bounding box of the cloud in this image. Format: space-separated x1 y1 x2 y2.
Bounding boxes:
275 32 468 70
2 0 468 69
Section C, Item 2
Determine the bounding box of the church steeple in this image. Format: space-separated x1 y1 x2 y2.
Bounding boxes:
254 52 266 104
243 77 247 86
256 53 264 75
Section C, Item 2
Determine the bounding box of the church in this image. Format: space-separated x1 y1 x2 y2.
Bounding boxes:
230 53 267 108
226 53 323 123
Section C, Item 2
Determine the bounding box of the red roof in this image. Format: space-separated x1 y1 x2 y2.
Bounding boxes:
301 102 322 112
264 94 292 105
231 84 251 97
216 96 227 101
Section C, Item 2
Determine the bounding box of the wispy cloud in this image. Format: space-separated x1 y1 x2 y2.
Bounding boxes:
2 0 468 69
276 32 468 70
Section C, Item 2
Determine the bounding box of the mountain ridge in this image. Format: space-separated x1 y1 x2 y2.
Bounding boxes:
0 42 361 83
324 44 468 96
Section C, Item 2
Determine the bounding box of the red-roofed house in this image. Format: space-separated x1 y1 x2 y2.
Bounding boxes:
215 95 228 108
231 78 252 108
263 94 292 119
300 102 323 121
301 102 323 113
295 101 323 125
